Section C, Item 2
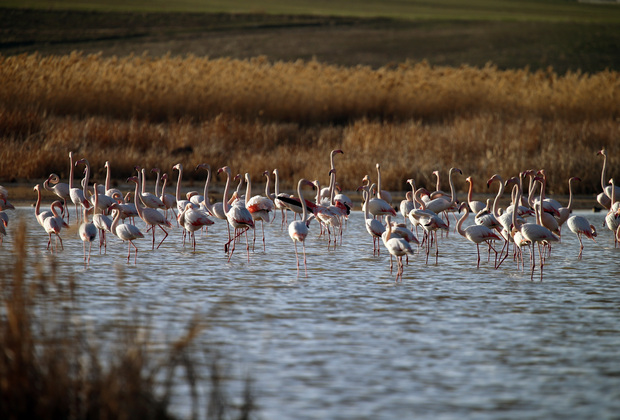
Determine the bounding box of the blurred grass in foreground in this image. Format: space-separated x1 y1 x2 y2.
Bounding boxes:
0 220 256 420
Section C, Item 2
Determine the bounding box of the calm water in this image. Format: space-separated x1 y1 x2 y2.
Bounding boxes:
2 207 620 419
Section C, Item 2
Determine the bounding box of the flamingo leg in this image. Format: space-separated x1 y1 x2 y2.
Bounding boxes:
156 225 168 249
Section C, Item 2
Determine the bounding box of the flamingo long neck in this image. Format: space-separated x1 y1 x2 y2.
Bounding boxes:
35 186 42 217
384 216 392 242
154 170 161 196
467 178 474 205
414 189 427 211
362 187 371 220
448 169 458 204
314 181 321 204
202 167 213 212
456 205 468 237
82 161 91 198
132 179 145 219
69 153 75 189
141 168 148 195
491 176 504 218
175 165 183 202
376 164 383 200
110 209 121 233
264 172 271 198
273 170 281 196
222 169 231 213
105 163 111 192
298 179 308 222
93 183 100 215
600 151 607 190
51 202 62 218
567 178 575 210
161 175 168 199
512 180 523 233
245 174 252 206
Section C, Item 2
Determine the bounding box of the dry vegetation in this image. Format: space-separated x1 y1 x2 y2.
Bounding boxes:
1 52 619 196
0 220 255 420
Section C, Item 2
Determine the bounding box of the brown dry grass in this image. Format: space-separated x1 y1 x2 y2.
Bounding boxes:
0 220 256 420
0 52 619 196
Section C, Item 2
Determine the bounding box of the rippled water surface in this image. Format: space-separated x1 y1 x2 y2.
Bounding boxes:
2 207 620 419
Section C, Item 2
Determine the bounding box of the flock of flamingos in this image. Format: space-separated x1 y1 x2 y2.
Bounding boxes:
1 148 619 280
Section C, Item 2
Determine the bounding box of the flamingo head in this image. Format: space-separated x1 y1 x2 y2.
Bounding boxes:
151 167 160 174
196 163 209 172
127 176 139 184
328 168 336 177
486 174 501 188
173 163 182 171
570 176 581 183
597 148 606 156
263 170 270 178
465 176 472 183
162 173 168 181
75 158 87 166
218 166 231 175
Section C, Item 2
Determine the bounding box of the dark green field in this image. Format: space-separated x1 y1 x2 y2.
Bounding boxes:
2 5 620 74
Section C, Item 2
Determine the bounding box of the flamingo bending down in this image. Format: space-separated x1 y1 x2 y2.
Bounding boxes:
109 203 144 263
128 176 172 249
566 215 597 259
288 179 315 275
456 202 502 268
178 202 215 252
382 215 415 281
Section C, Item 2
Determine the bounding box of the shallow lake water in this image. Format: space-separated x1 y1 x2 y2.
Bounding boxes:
2 206 620 419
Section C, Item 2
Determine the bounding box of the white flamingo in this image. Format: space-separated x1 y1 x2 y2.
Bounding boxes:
288 178 315 275
381 215 415 282
128 176 172 249
109 203 144 263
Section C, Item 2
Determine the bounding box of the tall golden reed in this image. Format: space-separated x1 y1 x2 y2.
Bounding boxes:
0 52 618 195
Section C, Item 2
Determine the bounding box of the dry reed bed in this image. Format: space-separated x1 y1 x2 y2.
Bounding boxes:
1 53 619 195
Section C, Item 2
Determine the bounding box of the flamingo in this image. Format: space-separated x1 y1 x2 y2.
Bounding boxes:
135 166 165 210
375 163 392 205
219 166 254 262
400 190 415 226
360 177 396 219
177 202 214 252
0 186 14 211
128 176 172 249
172 163 195 216
288 178 315 275
34 184 54 226
152 168 177 220
76 158 115 214
566 215 597 259
511 176 559 281
103 161 123 199
596 148 620 209
423 167 462 215
43 200 67 252
320 149 344 202
556 176 581 235
381 215 415 281
465 176 486 215
604 178 620 247
245 172 274 251
78 204 97 264
109 203 144 263
68 151 90 221
409 188 448 264
92 183 113 254
272 168 291 226
43 173 70 219
456 202 501 268
358 184 385 255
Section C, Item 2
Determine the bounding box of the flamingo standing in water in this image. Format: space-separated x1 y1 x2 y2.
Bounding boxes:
456 202 501 268
78 204 97 265
218 166 254 262
381 215 415 282
596 148 620 209
43 201 68 252
128 176 172 249
246 172 274 251
92 183 113 254
177 202 214 252
566 215 597 259
358 184 385 255
109 203 144 263
288 178 315 275
511 175 559 281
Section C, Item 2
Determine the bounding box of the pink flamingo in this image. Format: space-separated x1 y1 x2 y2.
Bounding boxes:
381 215 415 281
109 203 144 263
43 200 67 252
128 176 172 249
511 175 559 281
556 176 580 235
136 166 165 209
79 204 97 264
219 166 254 262
288 178 315 275
272 168 291 226
358 184 385 255
152 168 177 220
465 176 486 215
177 202 214 252
456 202 501 268
92 183 113 254
246 172 274 251
596 148 620 209
566 215 597 259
